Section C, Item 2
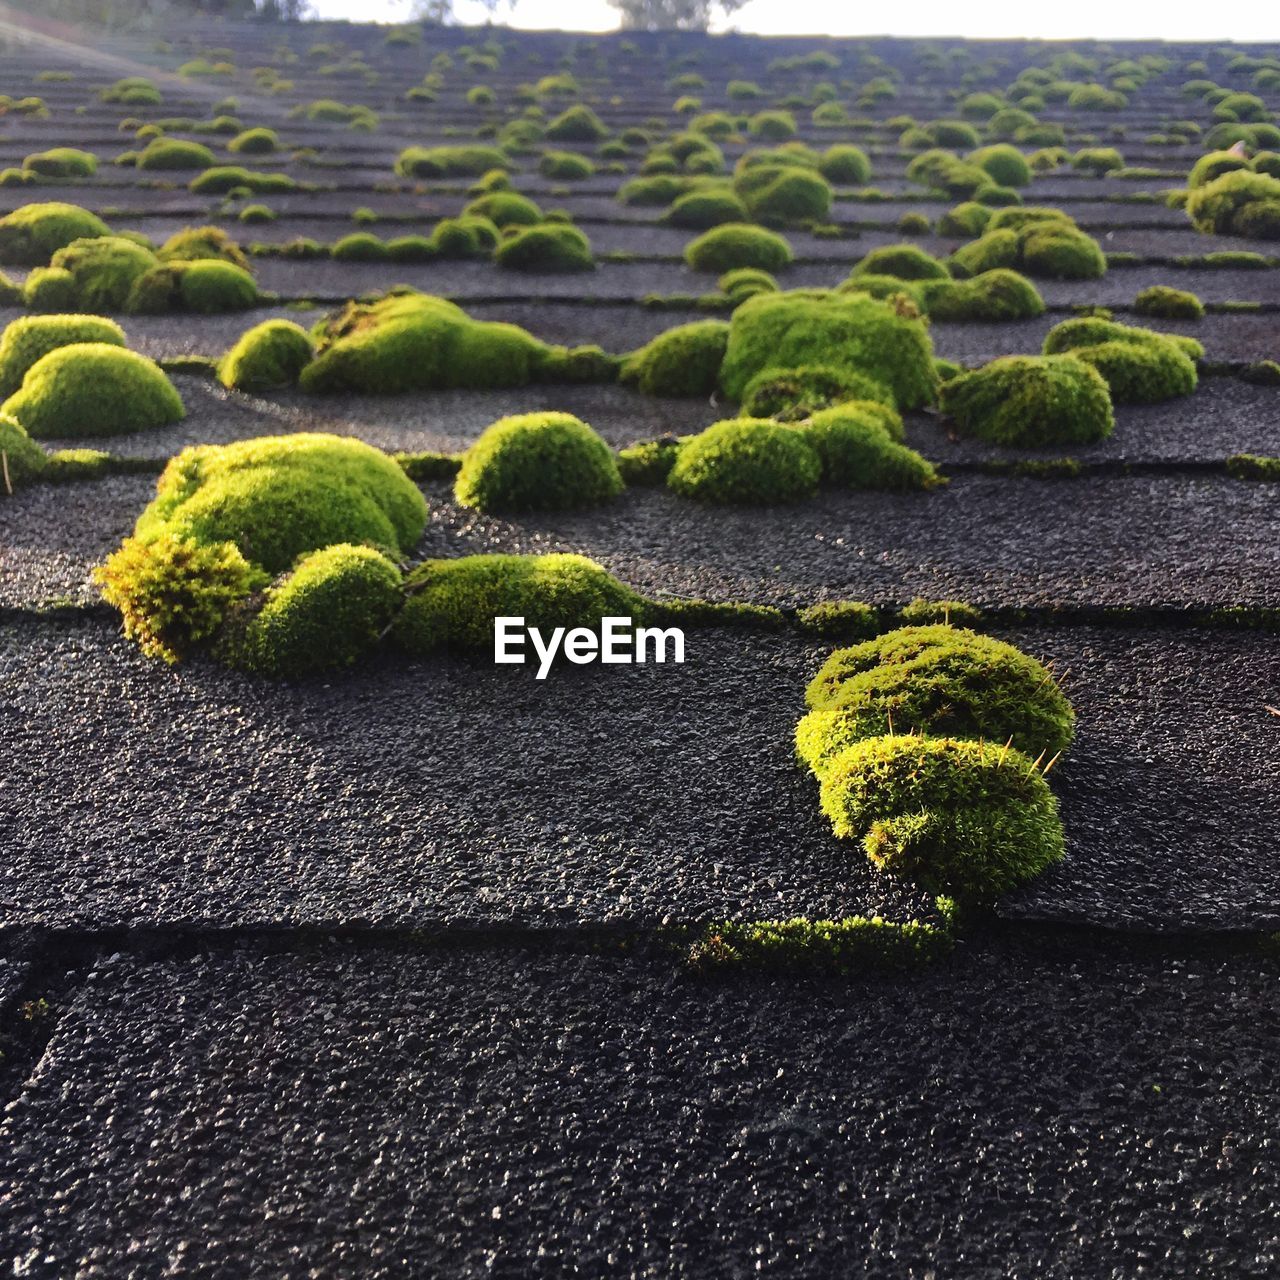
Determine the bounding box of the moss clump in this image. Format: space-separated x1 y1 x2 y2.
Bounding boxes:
494 223 593 272
922 269 1045 322
394 145 508 178
687 915 951 974
300 293 556 395
817 734 1065 901
940 354 1113 446
189 166 297 195
684 223 792 273
431 215 500 259
0 412 47 491
850 243 950 281
799 625 1073 772
802 405 939 491
538 150 595 180
23 148 97 179
1133 285 1205 320
664 188 749 230
545 105 609 141
158 225 249 269
818 144 871 184
621 320 728 397
46 236 157 311
393 553 644 656
967 144 1032 187
454 412 623 513
951 219 1106 281
1226 453 1280 480
132 433 427 576
95 532 259 662
1185 169 1280 239
219 319 314 391
0 202 110 265
127 259 258 315
0 315 126 399
667 418 820 504
719 267 778 303
3 343 182 438
720 290 937 410
937 201 993 238
229 544 404 678
227 127 279 155
332 232 389 262
1043 318 1200 403
463 191 542 226
21 267 76 311
136 138 215 170
741 365 895 419
733 165 832 224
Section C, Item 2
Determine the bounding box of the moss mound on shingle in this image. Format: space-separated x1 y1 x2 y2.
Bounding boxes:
2 343 183 438
620 320 729 396
454 412 623 513
0 314 126 398
667 417 821 504
219 319 314 391
0 203 110 265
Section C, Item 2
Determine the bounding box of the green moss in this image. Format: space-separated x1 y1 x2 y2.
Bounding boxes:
392 553 644 656
230 544 404 677
620 320 728 396
818 144 871 184
137 138 215 170
228 127 280 155
134 433 427 576
46 236 156 310
950 219 1106 281
538 150 595 180
1071 146 1124 174
687 915 951 974
332 232 389 261
922 269 1046 321
384 235 437 263
1043 318 1199 403
23 148 97 179
618 174 692 206
301 293 554 395
718 266 778 302
616 436 683 485
463 191 543 226
128 259 258 315
817 734 1065 901
733 164 832 224
1226 453 1280 480
494 223 594 271
1133 285 1204 320
188 166 297 195
851 243 951 281
802 405 940 491
2 344 183 438
545 105 609 141
740 365 895 419
431 216 500 259
1185 169 1280 239
219 319 313 391
22 267 77 311
393 450 463 481
0 412 47 491
967 143 1031 187
684 223 792 272
394 145 508 178
940 354 1113 446
796 599 881 639
897 598 984 627
1188 150 1252 188
95 532 259 662
720 290 938 410
0 202 110 265
454 412 622 513
800 625 1073 775
159 225 249 269
664 188 749 230
0 315 126 399
667 418 820 504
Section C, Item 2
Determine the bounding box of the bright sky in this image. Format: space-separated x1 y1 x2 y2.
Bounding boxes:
307 0 1280 42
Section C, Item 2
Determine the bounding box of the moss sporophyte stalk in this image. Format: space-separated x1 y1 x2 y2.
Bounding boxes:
494 616 686 679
